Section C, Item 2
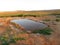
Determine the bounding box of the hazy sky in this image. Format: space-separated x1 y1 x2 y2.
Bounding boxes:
0 0 60 11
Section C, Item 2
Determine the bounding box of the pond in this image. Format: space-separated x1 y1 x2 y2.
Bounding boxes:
11 19 47 31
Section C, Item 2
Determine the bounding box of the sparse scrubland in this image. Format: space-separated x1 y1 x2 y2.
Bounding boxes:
0 10 60 45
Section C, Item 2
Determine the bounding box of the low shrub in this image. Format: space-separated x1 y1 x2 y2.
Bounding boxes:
32 27 53 35
0 27 25 45
55 18 60 22
43 19 50 21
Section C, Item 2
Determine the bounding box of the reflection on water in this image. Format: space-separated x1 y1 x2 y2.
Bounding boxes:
11 19 47 31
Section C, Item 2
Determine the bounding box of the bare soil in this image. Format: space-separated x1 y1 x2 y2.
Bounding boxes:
0 16 60 45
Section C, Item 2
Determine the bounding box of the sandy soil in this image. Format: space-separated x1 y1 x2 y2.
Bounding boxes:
0 16 60 45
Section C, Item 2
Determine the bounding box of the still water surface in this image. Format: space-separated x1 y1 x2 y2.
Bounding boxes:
11 19 47 30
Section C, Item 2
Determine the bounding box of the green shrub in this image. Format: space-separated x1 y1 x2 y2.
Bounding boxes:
32 28 53 35
0 26 25 45
55 18 60 22
43 19 50 21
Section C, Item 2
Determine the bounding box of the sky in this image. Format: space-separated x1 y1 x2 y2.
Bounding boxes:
0 0 60 11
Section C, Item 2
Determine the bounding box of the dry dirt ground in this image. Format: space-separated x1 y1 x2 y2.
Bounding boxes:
0 16 60 45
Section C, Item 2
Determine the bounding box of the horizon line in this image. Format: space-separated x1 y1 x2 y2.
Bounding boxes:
0 9 60 12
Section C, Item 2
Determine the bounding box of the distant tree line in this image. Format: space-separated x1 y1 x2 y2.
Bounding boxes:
0 14 42 17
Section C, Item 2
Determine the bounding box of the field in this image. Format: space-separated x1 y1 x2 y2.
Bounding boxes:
0 9 60 17
0 10 60 45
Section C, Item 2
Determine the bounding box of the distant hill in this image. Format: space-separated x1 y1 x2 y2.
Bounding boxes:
0 9 60 16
